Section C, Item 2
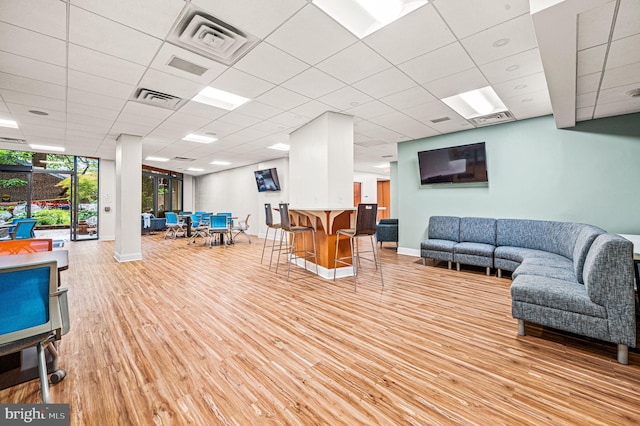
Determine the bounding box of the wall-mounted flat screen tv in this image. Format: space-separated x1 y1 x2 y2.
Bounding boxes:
254 168 281 192
418 142 488 185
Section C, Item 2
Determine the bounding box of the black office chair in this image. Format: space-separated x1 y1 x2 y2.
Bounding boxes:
333 203 383 291
261 203 282 268
0 260 70 403
275 203 318 280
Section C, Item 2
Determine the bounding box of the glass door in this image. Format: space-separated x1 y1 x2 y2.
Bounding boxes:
71 157 99 241
0 165 32 228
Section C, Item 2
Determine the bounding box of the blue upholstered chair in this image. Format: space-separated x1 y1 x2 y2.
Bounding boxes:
0 260 70 403
376 218 398 247
10 218 37 240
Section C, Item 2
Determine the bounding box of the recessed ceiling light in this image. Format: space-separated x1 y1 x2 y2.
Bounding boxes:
187 167 205 172
182 134 217 144
29 144 65 152
506 65 520 72
493 38 510 47
313 0 429 38
441 86 508 119
146 156 169 162
268 143 290 151
28 110 49 116
0 119 18 129
210 160 231 166
626 88 640 98
192 87 250 110
374 163 390 168
205 132 217 136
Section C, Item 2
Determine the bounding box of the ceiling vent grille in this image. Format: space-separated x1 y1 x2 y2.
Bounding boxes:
172 156 196 162
167 56 208 76
430 117 451 123
0 137 27 145
470 111 515 127
133 88 184 110
167 7 259 66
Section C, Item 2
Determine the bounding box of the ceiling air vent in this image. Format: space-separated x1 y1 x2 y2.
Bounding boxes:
133 88 184 110
430 117 451 123
167 7 259 66
0 137 27 145
470 111 515 127
167 56 208 76
172 156 196 162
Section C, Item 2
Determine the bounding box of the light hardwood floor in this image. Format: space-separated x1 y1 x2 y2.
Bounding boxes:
2 234 640 425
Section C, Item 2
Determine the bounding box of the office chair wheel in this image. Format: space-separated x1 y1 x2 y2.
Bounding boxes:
49 369 66 384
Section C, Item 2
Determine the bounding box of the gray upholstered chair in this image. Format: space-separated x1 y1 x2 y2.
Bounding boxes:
376 218 398 247
421 216 460 269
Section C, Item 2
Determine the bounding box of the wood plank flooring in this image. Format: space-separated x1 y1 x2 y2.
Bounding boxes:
2 234 640 425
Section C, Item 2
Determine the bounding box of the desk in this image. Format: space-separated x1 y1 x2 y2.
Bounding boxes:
0 250 69 390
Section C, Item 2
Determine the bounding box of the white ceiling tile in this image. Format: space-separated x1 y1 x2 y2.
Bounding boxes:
68 69 135 99
344 101 396 120
256 87 310 110
316 42 391 84
68 43 147 85
577 1 616 51
576 106 595 121
461 14 538 66
177 100 228 120
71 0 185 38
596 82 640 106
234 42 309 85
434 0 530 39
398 42 475 85
402 100 464 125
8 103 66 122
594 97 640 118
601 62 640 90
110 121 156 136
317 86 373 111
577 73 602 95
0 21 66 66
289 100 334 119
268 111 311 128
352 68 416 99
119 101 175 121
233 101 283 120
577 44 607 77
215 111 262 127
209 69 275 99
422 68 490 99
374 111 438 139
67 102 120 121
380 86 438 110
281 68 345 99
0 0 67 39
67 88 127 112
150 43 228 84
480 48 544 84
0 72 66 100
0 90 66 112
492 72 549 100
192 0 306 39
613 0 640 40
355 120 406 143
576 92 597 108
606 33 640 69
20 124 66 139
266 5 357 65
364 4 455 65
69 6 163 66
503 89 552 120
0 51 66 85
138 69 204 100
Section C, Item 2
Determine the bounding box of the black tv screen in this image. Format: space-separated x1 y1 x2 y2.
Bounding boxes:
254 168 281 192
418 142 488 184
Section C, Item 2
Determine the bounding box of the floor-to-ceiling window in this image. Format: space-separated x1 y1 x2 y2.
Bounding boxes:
142 166 183 217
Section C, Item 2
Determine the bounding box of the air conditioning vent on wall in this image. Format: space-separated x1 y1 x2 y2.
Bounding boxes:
167 7 259 66
133 88 184 110
0 137 27 144
470 111 515 127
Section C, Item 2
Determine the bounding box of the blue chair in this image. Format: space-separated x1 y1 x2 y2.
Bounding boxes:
217 212 233 227
163 212 185 239
10 219 37 240
208 214 230 247
0 260 70 403
188 214 208 245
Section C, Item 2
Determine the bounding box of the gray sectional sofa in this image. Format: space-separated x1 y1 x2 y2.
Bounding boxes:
421 216 636 364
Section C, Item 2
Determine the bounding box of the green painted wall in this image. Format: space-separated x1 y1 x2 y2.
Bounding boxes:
397 113 640 252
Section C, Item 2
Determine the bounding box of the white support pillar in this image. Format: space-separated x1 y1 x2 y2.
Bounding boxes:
114 134 142 262
289 111 353 208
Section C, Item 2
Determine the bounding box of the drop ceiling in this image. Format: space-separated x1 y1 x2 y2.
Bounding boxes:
0 0 638 176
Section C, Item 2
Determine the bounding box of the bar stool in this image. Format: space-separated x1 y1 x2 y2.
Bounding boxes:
333 203 383 291
275 203 318 279
261 203 282 268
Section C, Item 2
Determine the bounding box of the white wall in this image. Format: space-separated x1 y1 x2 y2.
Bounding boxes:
182 174 194 213
195 157 289 238
98 159 116 240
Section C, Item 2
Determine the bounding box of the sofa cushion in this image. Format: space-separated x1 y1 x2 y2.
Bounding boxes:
421 239 456 252
511 275 606 318
497 219 584 259
519 256 573 269
572 225 605 284
454 242 495 257
428 216 460 242
459 217 496 245
512 264 577 282
583 234 634 308
494 246 568 264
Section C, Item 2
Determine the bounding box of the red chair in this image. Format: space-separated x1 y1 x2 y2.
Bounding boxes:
0 238 53 256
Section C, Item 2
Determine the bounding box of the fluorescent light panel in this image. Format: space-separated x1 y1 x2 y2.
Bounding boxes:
146 156 169 162
313 0 428 38
441 86 508 119
268 143 290 151
0 118 18 128
187 167 204 172
29 144 65 152
182 134 217 144
192 87 250 111
374 163 390 169
210 160 231 165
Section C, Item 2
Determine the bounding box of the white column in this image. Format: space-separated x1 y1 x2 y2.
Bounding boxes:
289 112 353 208
114 134 142 262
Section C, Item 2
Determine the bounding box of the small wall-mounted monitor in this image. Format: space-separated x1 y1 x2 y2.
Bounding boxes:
254 168 281 192
418 142 488 185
